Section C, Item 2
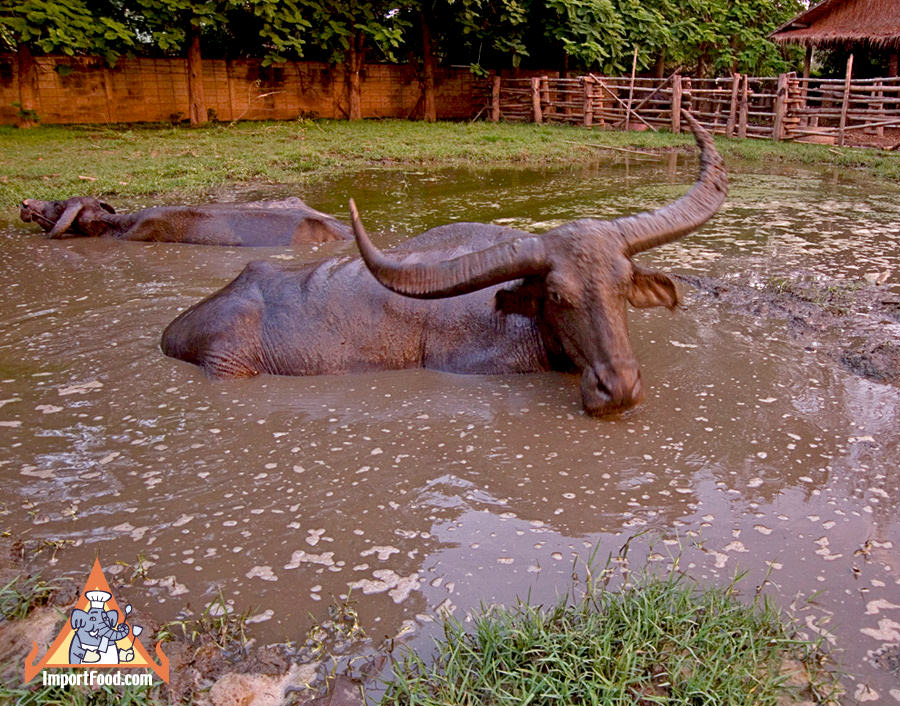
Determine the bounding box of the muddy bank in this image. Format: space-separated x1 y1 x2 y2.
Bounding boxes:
677 271 900 385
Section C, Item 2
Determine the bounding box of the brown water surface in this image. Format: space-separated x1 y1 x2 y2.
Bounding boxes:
2 159 899 701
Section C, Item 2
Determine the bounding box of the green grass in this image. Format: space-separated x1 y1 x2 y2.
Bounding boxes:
0 574 56 621
1 679 161 706
157 589 251 658
3 119 898 213
381 572 839 706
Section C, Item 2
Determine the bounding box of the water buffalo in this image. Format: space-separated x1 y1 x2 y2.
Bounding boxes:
18 196 352 246
162 112 726 416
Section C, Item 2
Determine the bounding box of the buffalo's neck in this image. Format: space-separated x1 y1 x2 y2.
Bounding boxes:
420 294 551 375
74 212 137 238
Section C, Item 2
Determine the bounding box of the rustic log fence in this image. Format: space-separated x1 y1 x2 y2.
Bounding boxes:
490 72 900 145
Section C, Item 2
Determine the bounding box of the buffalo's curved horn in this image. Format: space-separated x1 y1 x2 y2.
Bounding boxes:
616 110 727 257
47 201 84 238
349 199 550 299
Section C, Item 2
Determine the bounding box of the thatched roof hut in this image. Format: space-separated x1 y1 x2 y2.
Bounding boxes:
770 0 900 49
770 0 900 76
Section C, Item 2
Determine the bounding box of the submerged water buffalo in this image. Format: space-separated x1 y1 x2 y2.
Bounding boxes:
162 112 726 416
19 196 352 245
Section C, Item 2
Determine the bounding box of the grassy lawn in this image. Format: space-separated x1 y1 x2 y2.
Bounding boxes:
2 119 899 213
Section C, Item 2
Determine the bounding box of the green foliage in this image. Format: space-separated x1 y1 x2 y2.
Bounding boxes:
0 0 134 63
3 0 808 78
247 0 310 65
297 0 409 65
658 0 805 76
131 0 227 53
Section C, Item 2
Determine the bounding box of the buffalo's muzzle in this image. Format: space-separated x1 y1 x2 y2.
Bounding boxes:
580 363 643 417
19 201 34 222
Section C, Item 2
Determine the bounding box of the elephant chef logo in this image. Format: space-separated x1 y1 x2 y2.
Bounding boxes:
24 558 169 683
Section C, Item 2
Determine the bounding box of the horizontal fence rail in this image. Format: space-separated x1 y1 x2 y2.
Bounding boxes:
491 72 900 146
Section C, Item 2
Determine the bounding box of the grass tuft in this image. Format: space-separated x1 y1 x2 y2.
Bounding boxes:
381 571 840 706
0 574 56 621
157 589 252 658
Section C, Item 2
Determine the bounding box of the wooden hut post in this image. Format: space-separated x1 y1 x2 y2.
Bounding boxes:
726 73 740 136
773 72 788 141
531 76 543 123
838 53 853 147
738 74 749 139
491 75 501 122
671 74 682 133
582 77 593 127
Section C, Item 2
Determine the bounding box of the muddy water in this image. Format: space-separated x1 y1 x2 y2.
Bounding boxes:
2 158 900 701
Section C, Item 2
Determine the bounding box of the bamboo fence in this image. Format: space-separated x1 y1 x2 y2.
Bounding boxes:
490 71 900 145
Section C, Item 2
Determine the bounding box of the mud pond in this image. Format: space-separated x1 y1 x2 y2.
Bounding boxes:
2 156 899 701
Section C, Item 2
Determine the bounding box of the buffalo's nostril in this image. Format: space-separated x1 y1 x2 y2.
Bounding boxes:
581 364 644 417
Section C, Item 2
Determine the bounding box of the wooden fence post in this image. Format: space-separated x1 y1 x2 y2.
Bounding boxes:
624 47 637 130
540 76 550 121
671 74 682 133
839 53 853 146
873 80 884 137
738 74 749 138
531 76 543 123
773 72 788 141
491 75 501 122
583 77 593 127
726 73 740 136
596 78 606 126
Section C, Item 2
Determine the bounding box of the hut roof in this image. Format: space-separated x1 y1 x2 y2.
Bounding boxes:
770 0 900 48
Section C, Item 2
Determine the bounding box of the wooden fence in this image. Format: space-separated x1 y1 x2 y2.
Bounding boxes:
490 72 900 146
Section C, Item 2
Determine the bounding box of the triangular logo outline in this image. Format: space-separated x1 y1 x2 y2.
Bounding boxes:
23 558 169 683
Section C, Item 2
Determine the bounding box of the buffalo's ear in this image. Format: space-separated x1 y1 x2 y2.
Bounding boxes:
71 609 88 630
98 201 116 214
628 267 680 310
495 278 543 318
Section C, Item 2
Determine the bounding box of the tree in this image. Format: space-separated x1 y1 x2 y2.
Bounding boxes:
131 0 229 125
655 0 804 77
298 0 408 120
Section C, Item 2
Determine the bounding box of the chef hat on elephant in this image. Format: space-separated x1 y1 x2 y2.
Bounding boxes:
84 590 112 609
